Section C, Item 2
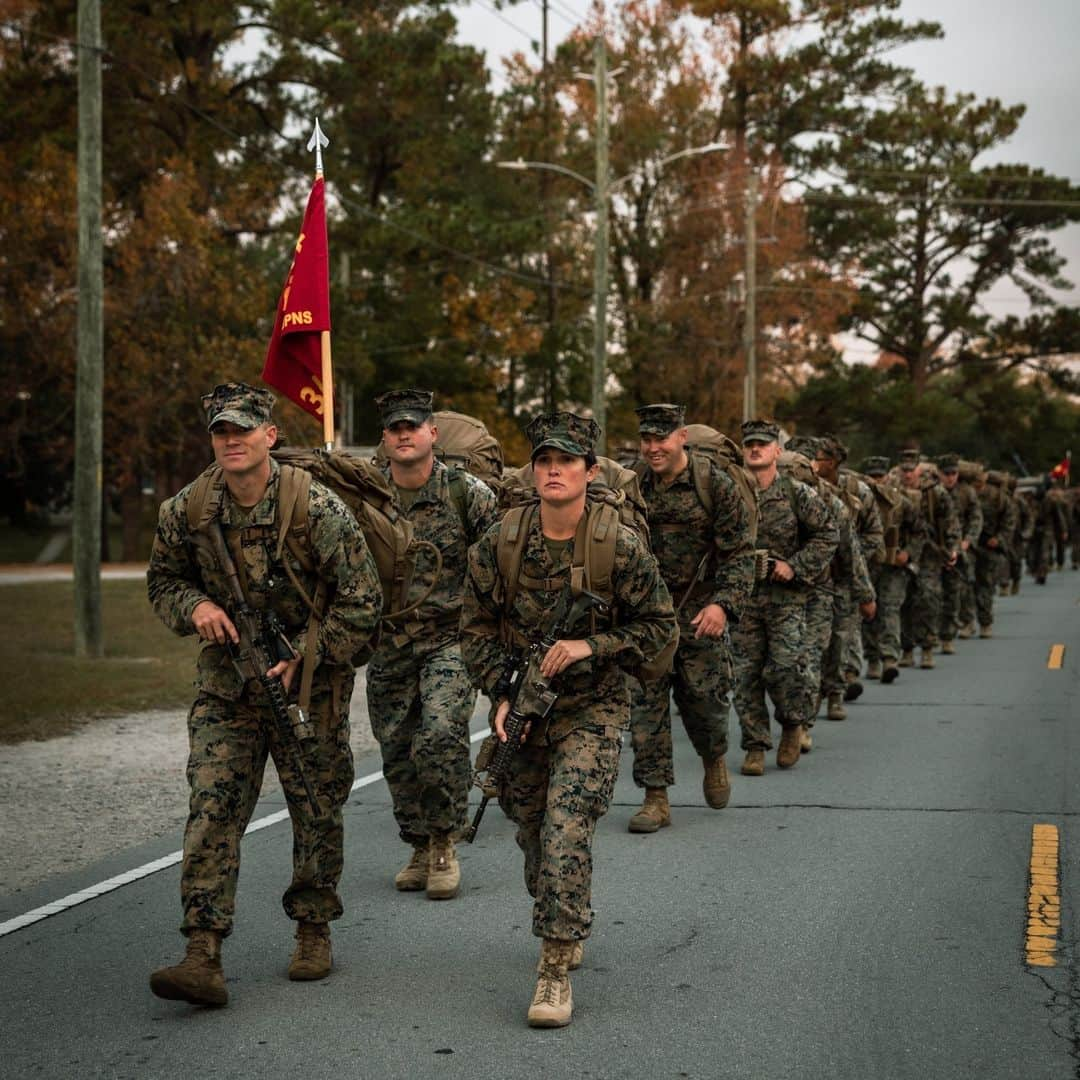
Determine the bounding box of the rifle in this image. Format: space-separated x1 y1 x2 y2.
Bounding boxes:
465 582 609 844
208 521 321 817
677 553 711 611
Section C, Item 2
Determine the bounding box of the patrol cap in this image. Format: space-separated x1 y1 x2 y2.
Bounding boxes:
375 388 434 428
526 411 601 461
863 456 890 477
202 382 276 432
818 434 848 462
742 419 780 445
635 403 686 437
937 452 960 473
784 435 820 457
898 447 921 469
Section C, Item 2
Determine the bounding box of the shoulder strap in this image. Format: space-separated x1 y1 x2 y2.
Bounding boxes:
185 466 225 536
447 467 470 534
689 452 715 518
496 503 535 617
275 464 313 563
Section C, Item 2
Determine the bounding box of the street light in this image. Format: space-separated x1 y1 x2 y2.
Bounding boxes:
498 46 728 452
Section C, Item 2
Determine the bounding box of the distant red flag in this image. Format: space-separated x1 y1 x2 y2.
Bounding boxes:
1049 456 1070 480
261 177 331 422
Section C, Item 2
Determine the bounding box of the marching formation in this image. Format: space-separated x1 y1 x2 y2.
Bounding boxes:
145 382 1078 1027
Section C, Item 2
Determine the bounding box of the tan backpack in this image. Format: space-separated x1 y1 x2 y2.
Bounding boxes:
678 424 760 538
375 409 503 484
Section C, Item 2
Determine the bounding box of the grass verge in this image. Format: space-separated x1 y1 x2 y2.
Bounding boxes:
1 580 198 743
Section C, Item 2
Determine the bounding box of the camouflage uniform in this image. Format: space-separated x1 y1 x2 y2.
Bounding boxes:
902 468 960 652
733 429 837 751
974 474 1016 630
366 444 498 847
1030 487 1069 581
147 386 381 937
1009 483 1035 589
861 459 924 671
629 406 755 787
461 413 677 942
938 456 982 644
835 470 884 684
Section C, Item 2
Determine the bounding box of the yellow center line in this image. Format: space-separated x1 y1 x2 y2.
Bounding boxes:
1026 824 1061 967
1048 644 1066 669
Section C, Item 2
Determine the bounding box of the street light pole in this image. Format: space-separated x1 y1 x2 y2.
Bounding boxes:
743 172 758 422
592 37 609 453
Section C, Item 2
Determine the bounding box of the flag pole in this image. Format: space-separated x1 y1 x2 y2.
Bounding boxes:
308 118 334 451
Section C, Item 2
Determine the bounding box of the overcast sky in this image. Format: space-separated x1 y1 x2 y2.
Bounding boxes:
453 0 1080 328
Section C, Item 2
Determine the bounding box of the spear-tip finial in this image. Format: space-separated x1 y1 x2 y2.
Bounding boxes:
307 118 329 177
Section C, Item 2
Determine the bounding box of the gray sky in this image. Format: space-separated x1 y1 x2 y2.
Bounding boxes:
454 0 1080 324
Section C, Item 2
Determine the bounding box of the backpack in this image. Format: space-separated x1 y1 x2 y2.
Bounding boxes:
679 424 760 538
492 462 675 683
851 471 905 562
185 448 441 629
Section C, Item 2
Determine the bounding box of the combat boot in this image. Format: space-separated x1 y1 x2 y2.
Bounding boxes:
149 929 227 1007
881 662 900 684
958 622 976 639
979 624 993 639
628 787 672 832
866 660 882 680
920 647 935 669
427 834 460 900
527 939 574 1028
826 692 847 721
899 649 914 667
394 843 429 891
941 640 955 655
844 675 864 702
1011 580 1020 594
998 584 1010 597
702 758 732 809
799 725 813 753
741 749 765 776
288 921 331 981
776 727 801 769
569 941 585 971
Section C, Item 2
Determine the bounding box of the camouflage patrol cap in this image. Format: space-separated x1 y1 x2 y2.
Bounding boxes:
818 434 848 462
784 435 820 457
741 419 780 445
375 388 434 428
898 447 921 469
202 382 276 431
526 411 601 460
863 456 890 477
937 452 960 473
635 403 686 436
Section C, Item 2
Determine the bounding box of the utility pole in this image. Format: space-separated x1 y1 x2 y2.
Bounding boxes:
592 36 609 454
73 0 103 658
541 0 556 415
742 172 757 423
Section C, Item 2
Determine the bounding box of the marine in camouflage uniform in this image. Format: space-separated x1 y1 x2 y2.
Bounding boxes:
1030 482 1070 583
732 421 837 774
972 469 1017 636
898 452 960 668
861 457 924 683
1006 475 1035 592
461 412 677 1027
937 454 982 652
627 403 755 831
147 383 382 1006
366 389 499 900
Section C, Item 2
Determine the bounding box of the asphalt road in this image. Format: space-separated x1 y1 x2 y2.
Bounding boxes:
1 574 1077 1080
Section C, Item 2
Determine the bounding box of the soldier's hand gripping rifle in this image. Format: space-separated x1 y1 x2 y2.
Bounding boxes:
465 583 609 844
207 521 321 817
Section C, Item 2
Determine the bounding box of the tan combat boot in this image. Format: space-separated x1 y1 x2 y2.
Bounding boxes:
702 758 732 809
958 622 975 639
741 749 765 776
826 692 847 721
776 727 801 769
149 929 227 1007
394 843 429 892
979 624 993 639
527 939 574 1028
880 661 899 684
920 647 935 669
899 649 914 667
799 725 813 753
427 835 461 900
941 640 955 655
866 660 882 680
628 787 672 832
569 941 584 971
1010 581 1020 595
288 921 331 981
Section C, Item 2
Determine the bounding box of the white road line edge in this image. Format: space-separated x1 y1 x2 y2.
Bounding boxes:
0 727 491 939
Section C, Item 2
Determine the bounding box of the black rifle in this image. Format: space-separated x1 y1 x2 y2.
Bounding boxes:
677 553 711 611
208 521 321 817
465 582 609 844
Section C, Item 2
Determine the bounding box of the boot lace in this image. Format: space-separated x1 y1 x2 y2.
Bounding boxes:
296 924 326 961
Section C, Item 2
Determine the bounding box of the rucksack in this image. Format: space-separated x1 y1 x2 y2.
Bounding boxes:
851 471 905 561
185 448 441 628
679 424 760 538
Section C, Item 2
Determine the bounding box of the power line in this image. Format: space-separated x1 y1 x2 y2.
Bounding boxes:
473 0 538 46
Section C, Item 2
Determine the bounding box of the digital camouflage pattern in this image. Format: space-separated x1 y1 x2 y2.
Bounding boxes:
462 509 676 942
635 402 686 436
202 381 275 431
974 479 1017 627
732 472 837 746
147 459 382 935
525 411 602 459
367 459 499 845
376 387 434 427
904 473 960 649
630 451 753 784
940 474 983 643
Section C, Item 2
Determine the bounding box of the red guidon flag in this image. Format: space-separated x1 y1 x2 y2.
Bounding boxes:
1049 456 1070 481
261 177 331 422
